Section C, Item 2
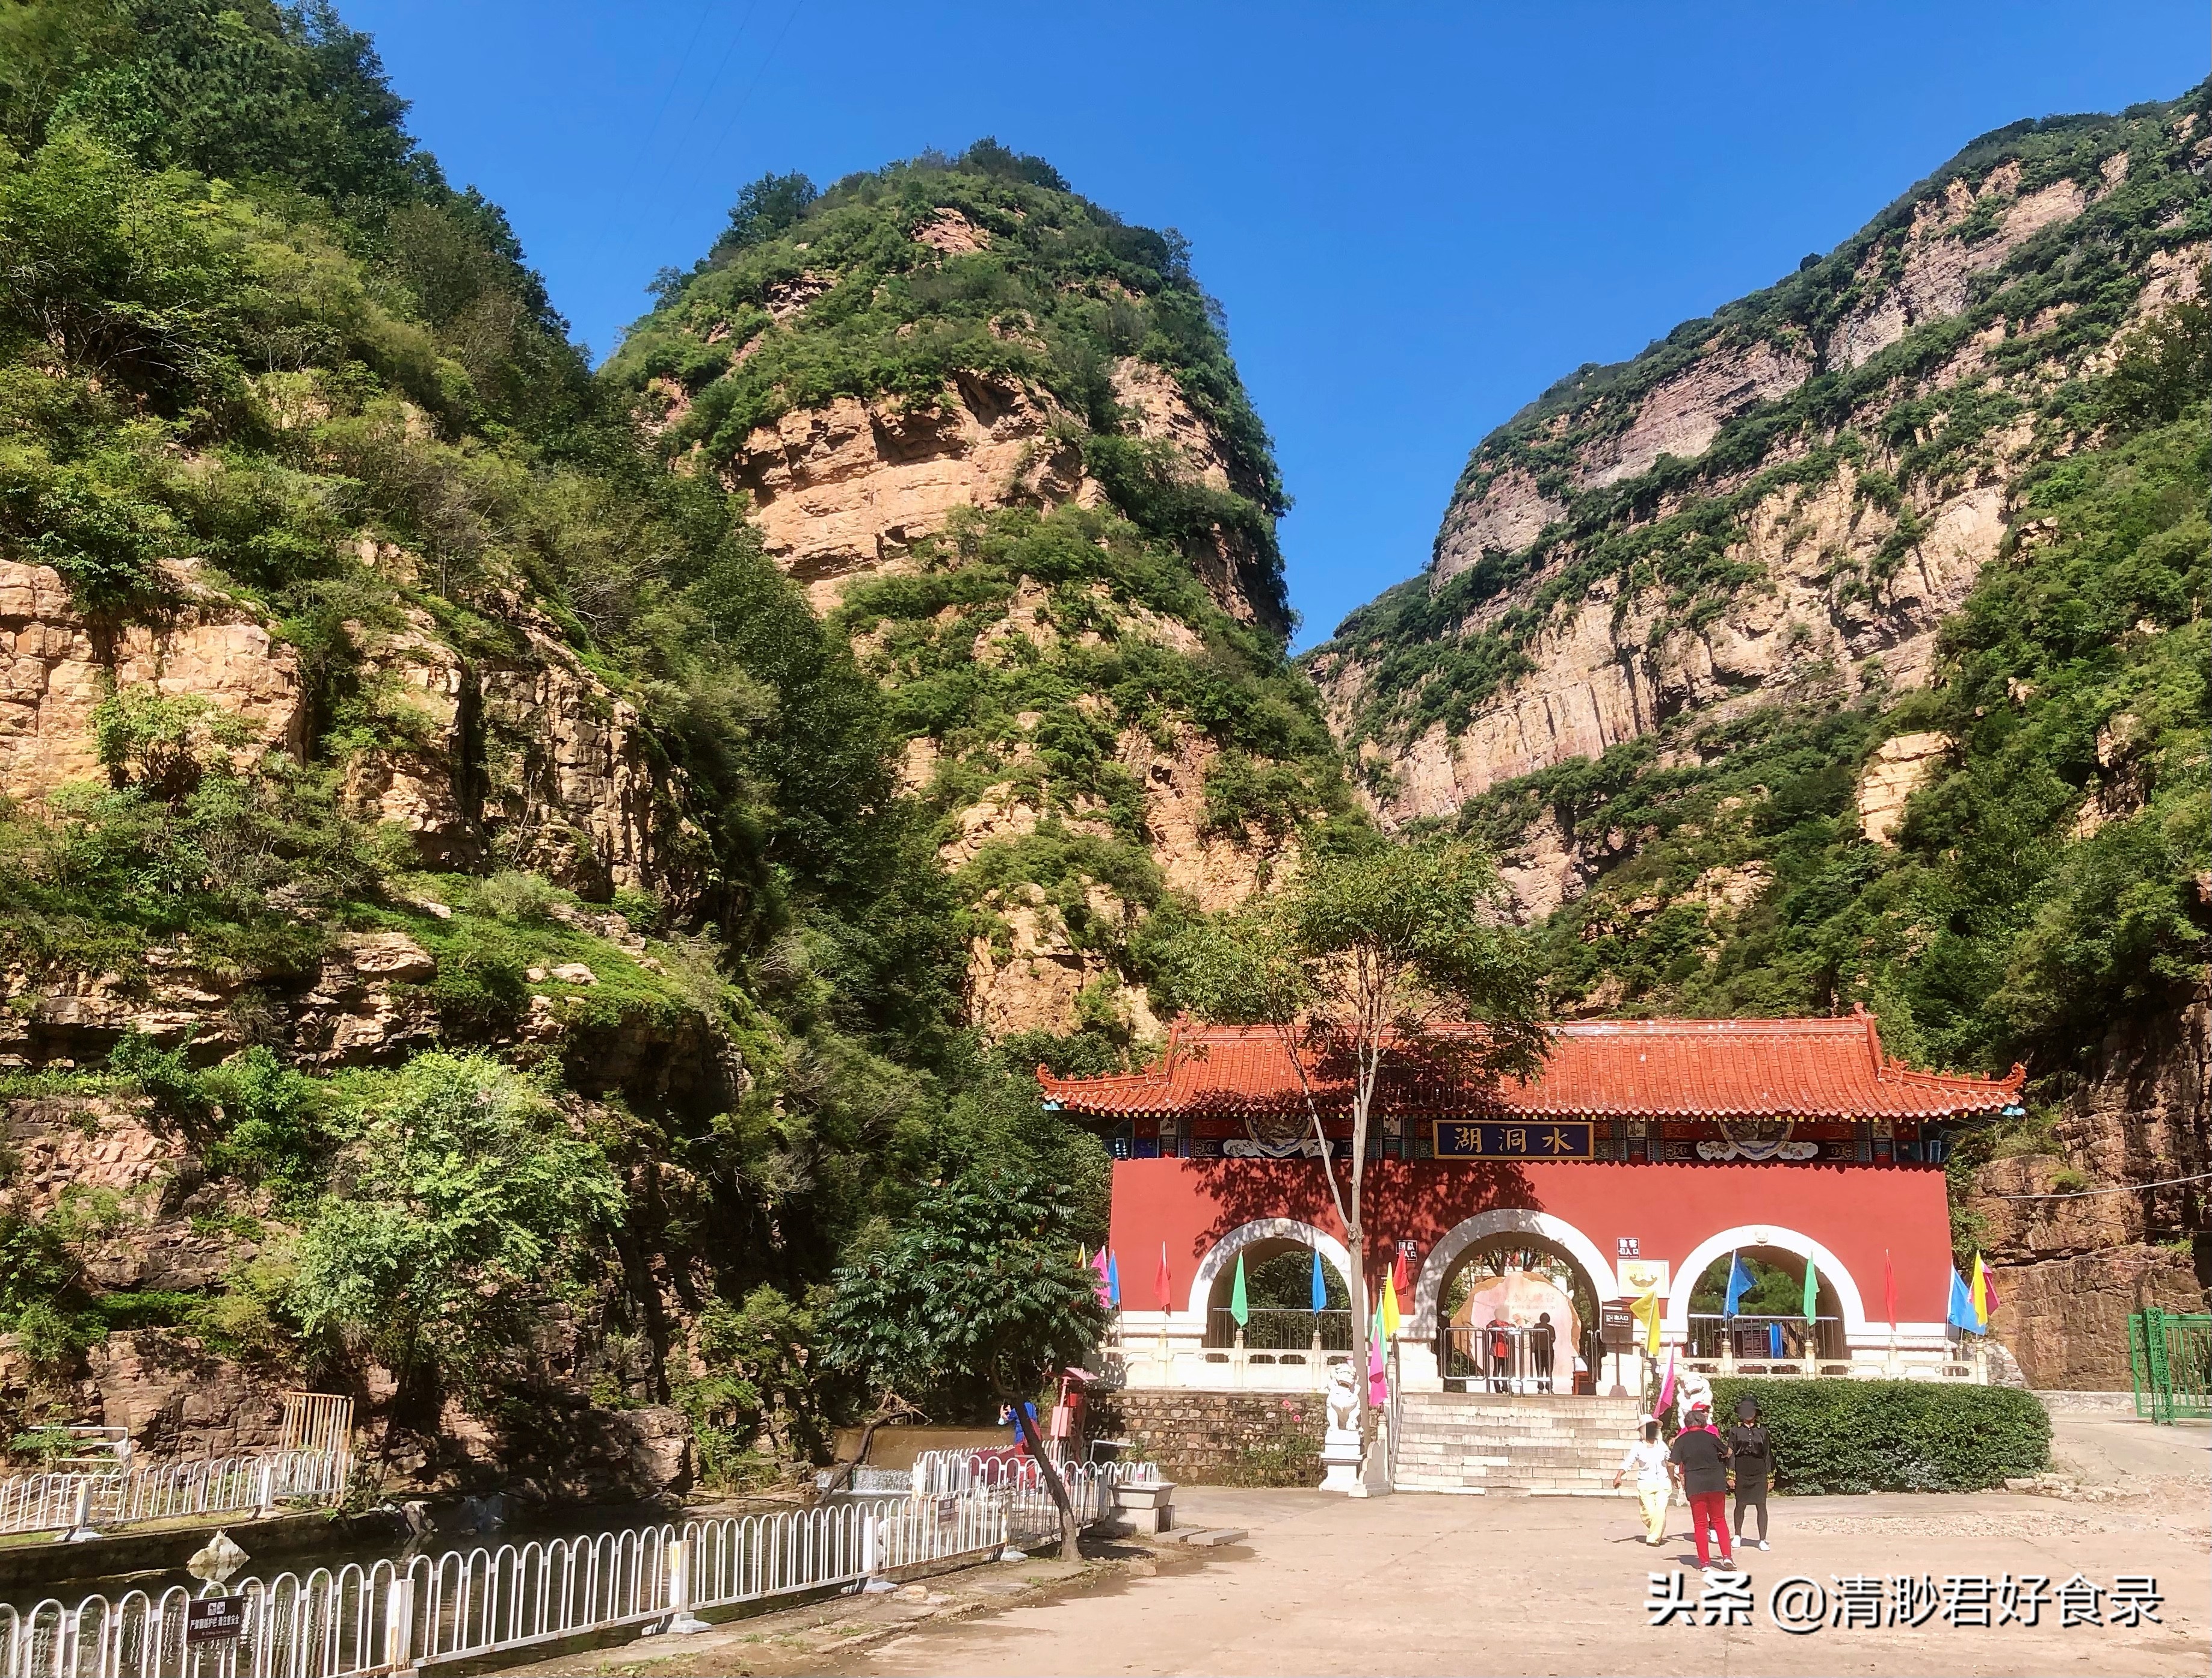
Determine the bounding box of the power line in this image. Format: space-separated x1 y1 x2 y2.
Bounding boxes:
631 1 716 168
691 0 810 208
1983 1169 2212 1201
666 0 768 184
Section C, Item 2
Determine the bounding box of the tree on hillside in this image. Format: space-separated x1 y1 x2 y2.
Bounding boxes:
821 1166 1106 1561
290 1053 624 1442
1167 839 1547 1430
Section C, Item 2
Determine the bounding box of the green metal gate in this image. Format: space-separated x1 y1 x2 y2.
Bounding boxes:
2127 1309 2212 1422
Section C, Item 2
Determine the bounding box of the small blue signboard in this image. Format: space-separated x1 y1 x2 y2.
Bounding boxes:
1433 1120 1594 1160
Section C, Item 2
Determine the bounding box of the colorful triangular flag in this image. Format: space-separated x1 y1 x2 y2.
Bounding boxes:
1309 1249 1327 1314
1884 1248 1897 1330
1723 1251 1754 1318
1801 1253 1819 1322
1630 1288 1662 1357
1106 1250 1120 1308
1230 1251 1250 1328
1154 1242 1172 1312
1380 1269 1402 1339
1969 1251 1995 1328
1947 1266 1981 1334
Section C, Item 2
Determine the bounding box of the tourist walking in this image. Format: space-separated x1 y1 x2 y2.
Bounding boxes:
1728 1394 1775 1550
1668 1401 1734 1569
1612 1416 1673 1545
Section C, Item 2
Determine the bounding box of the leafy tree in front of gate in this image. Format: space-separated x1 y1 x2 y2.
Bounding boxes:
821 1165 1106 1560
1162 837 1548 1428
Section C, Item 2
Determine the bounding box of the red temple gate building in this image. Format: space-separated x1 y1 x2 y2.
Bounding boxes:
1041 1009 2025 1396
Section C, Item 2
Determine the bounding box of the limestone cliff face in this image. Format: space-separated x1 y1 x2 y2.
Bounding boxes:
611 153 1333 1039
0 557 698 912
718 374 1097 612
1965 988 2210 1388
340 598 701 907
0 558 306 803
1314 102 2207 847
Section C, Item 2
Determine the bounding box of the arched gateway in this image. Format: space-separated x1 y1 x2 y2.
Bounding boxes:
1041 1010 2023 1396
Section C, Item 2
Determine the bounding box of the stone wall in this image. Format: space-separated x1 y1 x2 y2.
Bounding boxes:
1095 1389 1326 1487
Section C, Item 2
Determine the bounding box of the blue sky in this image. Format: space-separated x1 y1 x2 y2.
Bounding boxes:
346 2 2202 648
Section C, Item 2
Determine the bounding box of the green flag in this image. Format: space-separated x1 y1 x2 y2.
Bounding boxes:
1802 1254 1818 1322
1230 1251 1249 1328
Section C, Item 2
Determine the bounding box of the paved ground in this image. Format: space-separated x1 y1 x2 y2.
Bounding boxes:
528 1416 2208 1678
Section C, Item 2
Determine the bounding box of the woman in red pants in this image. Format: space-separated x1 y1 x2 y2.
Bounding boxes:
1666 1401 1735 1570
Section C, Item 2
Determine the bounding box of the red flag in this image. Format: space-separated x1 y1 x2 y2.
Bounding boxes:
1884 1249 1897 1329
1392 1245 1410 1296
1155 1242 1172 1312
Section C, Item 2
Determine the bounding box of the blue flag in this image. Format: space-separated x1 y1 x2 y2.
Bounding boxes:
1767 1321 1784 1358
1724 1252 1755 1318
1106 1251 1120 1308
1947 1266 1981 1334
1310 1250 1328 1313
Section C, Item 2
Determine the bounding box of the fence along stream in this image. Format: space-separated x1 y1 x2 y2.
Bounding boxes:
1 1459 1152 1677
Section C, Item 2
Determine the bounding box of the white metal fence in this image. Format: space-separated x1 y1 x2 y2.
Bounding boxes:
0 1452 349 1541
0 1473 1118 1678
908 1450 1159 1498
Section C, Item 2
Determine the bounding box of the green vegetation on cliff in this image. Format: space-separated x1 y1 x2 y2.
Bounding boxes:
1393 85 2212 1126
1320 90 2209 751
606 140 1290 625
0 0 1177 1481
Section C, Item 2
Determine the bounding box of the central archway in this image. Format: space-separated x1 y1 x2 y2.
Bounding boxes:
1411 1209 1616 1339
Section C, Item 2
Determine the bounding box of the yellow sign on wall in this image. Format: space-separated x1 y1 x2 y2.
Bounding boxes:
1617 1257 1671 1298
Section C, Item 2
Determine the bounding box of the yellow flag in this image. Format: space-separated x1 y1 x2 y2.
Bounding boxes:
1630 1289 1662 1357
1381 1271 1402 1339
1969 1251 1991 1328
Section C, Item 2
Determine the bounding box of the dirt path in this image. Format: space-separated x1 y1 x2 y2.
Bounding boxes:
523 1419 2210 1678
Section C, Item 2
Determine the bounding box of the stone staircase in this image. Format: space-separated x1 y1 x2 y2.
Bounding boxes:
1393 1392 1645 1494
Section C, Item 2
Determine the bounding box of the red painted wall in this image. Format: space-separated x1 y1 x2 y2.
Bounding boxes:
1108 1159 1952 1319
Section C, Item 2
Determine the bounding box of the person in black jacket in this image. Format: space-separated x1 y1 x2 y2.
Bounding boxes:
1728 1395 1776 1550
1667 1401 1734 1569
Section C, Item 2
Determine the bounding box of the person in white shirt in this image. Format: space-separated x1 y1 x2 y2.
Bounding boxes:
1612 1416 1675 1546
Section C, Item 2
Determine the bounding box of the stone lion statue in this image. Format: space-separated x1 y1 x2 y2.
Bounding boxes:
1325 1362 1360 1435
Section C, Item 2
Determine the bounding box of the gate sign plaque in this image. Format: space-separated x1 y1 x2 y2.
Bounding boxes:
1432 1120 1593 1160
186 1597 247 1647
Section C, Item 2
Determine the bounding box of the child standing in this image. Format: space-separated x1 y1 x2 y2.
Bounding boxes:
1612 1417 1674 1545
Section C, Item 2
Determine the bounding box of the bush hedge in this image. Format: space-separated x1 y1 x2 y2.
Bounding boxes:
1710 1378 2050 1494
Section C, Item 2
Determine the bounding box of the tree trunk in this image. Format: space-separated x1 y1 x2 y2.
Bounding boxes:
1348 1218 1369 1435
1012 1400 1082 1562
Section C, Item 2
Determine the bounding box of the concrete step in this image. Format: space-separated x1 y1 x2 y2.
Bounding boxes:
1390 1393 1647 1492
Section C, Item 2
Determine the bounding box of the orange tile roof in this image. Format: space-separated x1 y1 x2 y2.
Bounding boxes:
1037 1009 2025 1123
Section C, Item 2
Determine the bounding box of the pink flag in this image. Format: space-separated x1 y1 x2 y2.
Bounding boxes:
1091 1246 1111 1308
1654 1351 1677 1421
1367 1331 1388 1407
